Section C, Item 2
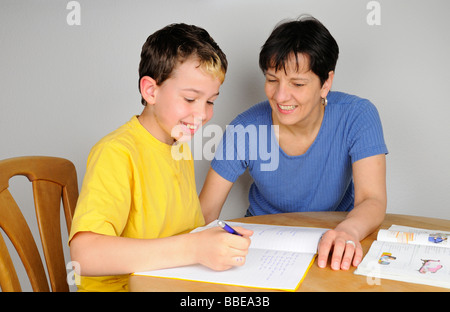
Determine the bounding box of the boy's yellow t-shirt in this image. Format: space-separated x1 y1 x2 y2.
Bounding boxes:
69 116 205 292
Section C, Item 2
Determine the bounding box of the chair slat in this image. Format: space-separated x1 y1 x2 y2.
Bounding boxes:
0 231 22 291
0 156 78 292
0 190 50 291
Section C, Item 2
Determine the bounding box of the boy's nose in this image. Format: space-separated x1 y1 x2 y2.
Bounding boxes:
193 103 207 121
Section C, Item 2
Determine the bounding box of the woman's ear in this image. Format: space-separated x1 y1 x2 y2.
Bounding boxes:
321 71 335 98
139 76 158 105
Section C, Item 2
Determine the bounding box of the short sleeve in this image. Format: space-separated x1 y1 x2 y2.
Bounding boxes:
347 100 388 163
211 122 250 182
69 141 133 241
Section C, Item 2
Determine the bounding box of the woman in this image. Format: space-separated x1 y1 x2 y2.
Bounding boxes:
200 16 388 271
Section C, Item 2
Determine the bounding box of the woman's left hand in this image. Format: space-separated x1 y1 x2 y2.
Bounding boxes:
317 229 363 270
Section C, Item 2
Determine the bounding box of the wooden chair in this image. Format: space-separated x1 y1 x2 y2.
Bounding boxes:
0 156 78 292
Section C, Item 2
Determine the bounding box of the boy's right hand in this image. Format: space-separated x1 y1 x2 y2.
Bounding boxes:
193 226 253 271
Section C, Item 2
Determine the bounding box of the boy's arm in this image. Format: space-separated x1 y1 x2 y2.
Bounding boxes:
70 225 252 276
199 167 234 224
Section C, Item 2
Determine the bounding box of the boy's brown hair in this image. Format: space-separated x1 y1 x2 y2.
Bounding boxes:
139 23 228 106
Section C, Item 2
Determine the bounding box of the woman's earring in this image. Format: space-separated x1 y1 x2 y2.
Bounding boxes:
322 97 328 106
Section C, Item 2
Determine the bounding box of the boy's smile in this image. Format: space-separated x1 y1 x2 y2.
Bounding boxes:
180 121 200 134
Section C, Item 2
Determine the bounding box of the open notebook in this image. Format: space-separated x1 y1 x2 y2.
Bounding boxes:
133 221 328 291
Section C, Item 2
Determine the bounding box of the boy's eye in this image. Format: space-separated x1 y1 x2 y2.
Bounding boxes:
207 101 215 105
184 98 195 103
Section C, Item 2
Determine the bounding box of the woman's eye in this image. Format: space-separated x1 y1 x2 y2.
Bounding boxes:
184 98 195 103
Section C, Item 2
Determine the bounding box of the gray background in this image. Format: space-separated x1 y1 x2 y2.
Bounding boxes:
1 0 449 291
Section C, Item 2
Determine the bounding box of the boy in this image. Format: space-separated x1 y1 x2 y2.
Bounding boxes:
69 23 252 292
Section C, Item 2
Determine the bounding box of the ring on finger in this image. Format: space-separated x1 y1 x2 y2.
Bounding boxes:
345 240 356 248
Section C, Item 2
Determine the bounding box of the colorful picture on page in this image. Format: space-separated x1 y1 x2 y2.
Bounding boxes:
378 252 396 265
395 232 414 243
428 233 448 245
419 260 443 274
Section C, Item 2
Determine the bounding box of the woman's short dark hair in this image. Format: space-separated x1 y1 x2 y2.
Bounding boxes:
259 16 339 86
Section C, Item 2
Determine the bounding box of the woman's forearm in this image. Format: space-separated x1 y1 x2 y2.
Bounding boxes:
335 197 386 241
199 167 234 223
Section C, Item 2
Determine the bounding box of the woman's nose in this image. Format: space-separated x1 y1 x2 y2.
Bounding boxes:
273 83 290 103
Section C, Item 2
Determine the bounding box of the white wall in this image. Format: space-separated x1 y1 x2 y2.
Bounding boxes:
1 0 450 291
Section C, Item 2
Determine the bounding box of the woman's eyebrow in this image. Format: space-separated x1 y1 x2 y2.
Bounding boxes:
265 72 310 81
291 77 310 82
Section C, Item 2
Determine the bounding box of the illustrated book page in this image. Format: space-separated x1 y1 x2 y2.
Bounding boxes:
355 225 450 289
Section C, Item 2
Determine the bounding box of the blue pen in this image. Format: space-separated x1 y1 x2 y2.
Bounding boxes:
218 220 242 236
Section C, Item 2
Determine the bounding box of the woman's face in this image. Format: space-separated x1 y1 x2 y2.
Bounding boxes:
264 53 333 128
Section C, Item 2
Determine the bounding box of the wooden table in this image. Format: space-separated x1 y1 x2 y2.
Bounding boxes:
129 212 450 292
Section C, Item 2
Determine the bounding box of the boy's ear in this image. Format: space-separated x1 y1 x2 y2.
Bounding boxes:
140 76 158 105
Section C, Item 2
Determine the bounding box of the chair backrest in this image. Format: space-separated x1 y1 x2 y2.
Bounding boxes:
0 156 78 292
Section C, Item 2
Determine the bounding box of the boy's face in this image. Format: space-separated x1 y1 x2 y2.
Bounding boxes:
142 57 221 144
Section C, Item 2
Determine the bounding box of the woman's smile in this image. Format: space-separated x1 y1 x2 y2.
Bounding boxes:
276 103 298 114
